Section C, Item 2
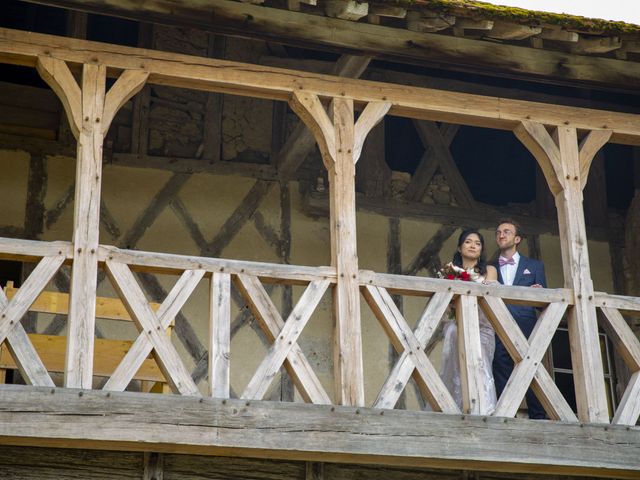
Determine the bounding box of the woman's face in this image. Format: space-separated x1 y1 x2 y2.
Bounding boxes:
458 233 483 261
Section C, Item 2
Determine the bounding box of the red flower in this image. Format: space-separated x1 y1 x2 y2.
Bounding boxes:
459 271 471 281
446 274 455 280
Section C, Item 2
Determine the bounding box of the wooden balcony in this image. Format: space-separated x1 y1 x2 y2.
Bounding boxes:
0 236 639 478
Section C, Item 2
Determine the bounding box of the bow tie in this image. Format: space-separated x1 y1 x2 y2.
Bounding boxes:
499 256 515 266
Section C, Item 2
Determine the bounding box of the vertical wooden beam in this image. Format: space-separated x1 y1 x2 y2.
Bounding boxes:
209 272 230 398
143 452 163 480
37 57 147 388
515 121 611 423
289 91 389 406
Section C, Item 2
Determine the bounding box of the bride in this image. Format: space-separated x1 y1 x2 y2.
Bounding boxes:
439 229 498 413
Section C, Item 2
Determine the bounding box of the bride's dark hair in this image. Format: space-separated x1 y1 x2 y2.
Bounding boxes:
452 228 488 275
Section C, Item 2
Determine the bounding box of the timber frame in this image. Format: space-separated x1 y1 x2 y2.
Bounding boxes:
0 23 640 478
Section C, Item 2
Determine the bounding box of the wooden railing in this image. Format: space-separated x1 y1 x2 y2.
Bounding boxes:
0 236 639 426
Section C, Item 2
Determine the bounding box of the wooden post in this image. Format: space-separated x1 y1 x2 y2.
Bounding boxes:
515 121 611 423
289 91 389 405
36 57 147 388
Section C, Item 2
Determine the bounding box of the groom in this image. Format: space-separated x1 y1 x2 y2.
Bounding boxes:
493 219 547 419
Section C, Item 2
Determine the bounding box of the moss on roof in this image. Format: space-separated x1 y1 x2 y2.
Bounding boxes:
370 0 640 33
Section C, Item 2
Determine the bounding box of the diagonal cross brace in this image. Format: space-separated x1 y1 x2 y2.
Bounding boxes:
103 268 205 392
363 285 459 413
105 260 200 396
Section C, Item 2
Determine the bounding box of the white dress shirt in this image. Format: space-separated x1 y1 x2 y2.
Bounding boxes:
499 251 520 286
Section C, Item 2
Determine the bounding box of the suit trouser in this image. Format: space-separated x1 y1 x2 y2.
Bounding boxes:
492 315 547 419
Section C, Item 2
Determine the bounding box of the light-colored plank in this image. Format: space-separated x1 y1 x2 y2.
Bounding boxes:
0 255 65 345
0 334 165 382
362 285 458 413
359 270 571 305
99 245 337 284
234 274 331 404
105 261 200 396
481 296 577 421
578 129 612 190
2 28 640 145
599 307 640 425
102 69 149 135
611 371 640 426
35 56 82 138
103 268 204 392
209 272 230 398
64 62 106 389
288 91 336 169
0 327 54 387
514 120 563 195
455 295 486 415
490 300 567 418
352 101 390 162
243 279 330 400
374 291 453 409
0 236 72 262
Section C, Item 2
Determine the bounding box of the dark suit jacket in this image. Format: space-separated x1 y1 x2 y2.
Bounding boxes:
493 255 546 334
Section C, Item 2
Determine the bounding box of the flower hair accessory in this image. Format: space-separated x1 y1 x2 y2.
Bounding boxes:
437 262 481 282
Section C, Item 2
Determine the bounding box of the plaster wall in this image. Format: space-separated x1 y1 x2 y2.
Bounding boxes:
0 148 620 408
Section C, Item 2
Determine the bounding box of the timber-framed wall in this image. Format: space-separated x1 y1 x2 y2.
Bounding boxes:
0 25 639 478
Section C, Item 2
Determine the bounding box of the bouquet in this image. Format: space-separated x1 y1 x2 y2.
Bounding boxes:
437 262 481 282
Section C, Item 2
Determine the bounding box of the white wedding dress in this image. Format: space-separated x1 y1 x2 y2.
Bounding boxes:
439 275 497 414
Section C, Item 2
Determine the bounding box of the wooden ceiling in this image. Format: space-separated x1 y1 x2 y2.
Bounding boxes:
20 0 640 94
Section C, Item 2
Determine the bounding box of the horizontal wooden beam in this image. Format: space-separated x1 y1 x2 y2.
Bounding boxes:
99 245 336 284
20 0 640 94
1 28 639 145
303 191 611 242
0 385 638 478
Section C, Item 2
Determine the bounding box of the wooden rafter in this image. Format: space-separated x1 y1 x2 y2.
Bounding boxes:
1 28 639 145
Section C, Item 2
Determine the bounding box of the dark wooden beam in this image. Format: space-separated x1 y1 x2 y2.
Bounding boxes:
0 385 638 478
303 191 611 242
20 0 640 93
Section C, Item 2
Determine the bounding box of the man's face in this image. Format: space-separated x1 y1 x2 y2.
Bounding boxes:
496 223 521 251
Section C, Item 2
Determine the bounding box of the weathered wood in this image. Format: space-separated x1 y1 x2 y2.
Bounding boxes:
105 261 200 395
2 28 640 145
516 122 610 424
599 307 640 425
17 0 640 93
360 271 572 306
404 123 458 202
363 286 458 413
234 274 331 404
414 120 473 208
209 272 231 398
242 279 329 400
579 130 612 190
455 295 485 414
481 297 574 420
1 385 639 477
100 244 336 283
103 268 204 392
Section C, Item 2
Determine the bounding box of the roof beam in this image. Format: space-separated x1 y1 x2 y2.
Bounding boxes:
20 0 640 94
1 27 639 146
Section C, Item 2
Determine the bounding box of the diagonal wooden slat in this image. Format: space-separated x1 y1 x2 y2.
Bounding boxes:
490 300 567 418
105 261 200 396
578 129 612 190
455 295 486 414
0 255 65 345
102 69 149 135
599 307 640 425
352 101 391 162
103 268 205 392
481 296 577 421
362 285 459 413
234 274 331 404
373 291 453 409
288 91 336 169
242 278 330 400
